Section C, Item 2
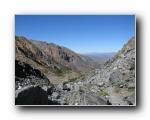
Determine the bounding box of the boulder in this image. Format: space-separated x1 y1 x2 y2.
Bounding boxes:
109 70 121 83
57 83 63 90
52 92 60 99
63 83 71 91
15 86 48 105
98 82 104 87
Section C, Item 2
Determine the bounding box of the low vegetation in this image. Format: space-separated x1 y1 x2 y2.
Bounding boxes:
54 69 67 77
65 72 85 83
68 77 77 82
113 88 120 93
98 91 108 96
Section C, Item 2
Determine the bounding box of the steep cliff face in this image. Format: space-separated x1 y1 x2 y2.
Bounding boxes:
15 36 69 75
30 39 102 72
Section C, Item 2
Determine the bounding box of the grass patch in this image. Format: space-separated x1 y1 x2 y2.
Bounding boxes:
57 72 65 77
64 72 85 83
68 77 77 82
63 77 77 84
98 91 108 96
43 68 49 73
77 72 85 78
114 88 120 93
54 70 66 77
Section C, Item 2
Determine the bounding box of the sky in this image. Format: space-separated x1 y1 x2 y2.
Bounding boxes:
15 15 135 53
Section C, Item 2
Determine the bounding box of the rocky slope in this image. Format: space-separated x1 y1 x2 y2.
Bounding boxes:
50 37 135 105
15 37 135 105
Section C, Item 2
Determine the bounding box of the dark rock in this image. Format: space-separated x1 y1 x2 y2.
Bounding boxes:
107 100 112 105
47 86 53 95
15 86 48 105
119 85 124 88
63 83 71 91
48 100 61 105
42 85 53 95
15 60 51 88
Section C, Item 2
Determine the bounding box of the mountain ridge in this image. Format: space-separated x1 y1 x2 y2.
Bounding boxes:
16 36 104 84
83 52 117 59
29 39 105 71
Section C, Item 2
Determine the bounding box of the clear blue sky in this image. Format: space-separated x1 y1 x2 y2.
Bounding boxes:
15 15 135 53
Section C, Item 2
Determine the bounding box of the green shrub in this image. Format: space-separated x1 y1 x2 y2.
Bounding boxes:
114 88 120 93
98 91 108 96
54 70 65 77
68 77 77 82
64 77 77 84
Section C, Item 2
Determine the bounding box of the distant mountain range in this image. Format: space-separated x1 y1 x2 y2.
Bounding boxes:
83 52 117 59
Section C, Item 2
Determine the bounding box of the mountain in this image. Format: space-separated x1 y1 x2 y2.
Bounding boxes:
15 36 68 76
15 36 135 105
77 53 108 66
83 52 116 59
15 36 102 84
30 39 102 72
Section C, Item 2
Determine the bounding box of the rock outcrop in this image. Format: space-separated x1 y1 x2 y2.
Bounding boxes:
15 85 59 105
15 59 51 90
